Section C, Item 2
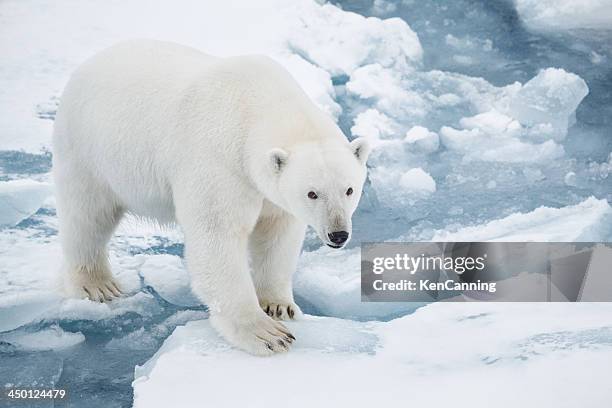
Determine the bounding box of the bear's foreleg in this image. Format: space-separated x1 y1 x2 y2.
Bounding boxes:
176 186 295 355
250 202 306 321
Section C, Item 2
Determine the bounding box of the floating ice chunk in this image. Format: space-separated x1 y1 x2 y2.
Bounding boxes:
351 108 398 141
564 171 578 186
294 247 424 320
370 0 398 16
347 64 428 119
347 64 586 165
0 179 52 226
350 109 406 162
432 196 612 241
445 34 494 52
399 168 436 195
288 3 422 76
506 68 589 141
0 293 61 333
440 109 565 163
586 153 612 180
515 0 612 31
0 228 64 331
440 126 564 163
133 303 612 408
369 167 436 207
0 325 84 351
140 254 199 307
404 126 439 153
459 110 521 135
590 51 605 65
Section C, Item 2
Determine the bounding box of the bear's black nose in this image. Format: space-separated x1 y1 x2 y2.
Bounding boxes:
328 231 349 245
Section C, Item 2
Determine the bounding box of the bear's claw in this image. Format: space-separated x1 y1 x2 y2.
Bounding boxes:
260 301 302 321
81 278 123 303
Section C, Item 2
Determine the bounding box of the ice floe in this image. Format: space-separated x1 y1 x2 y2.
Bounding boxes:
294 247 425 320
432 196 612 242
0 179 52 226
515 0 612 31
0 325 84 351
133 303 612 408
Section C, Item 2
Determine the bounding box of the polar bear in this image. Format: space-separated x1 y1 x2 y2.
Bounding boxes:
52 40 370 355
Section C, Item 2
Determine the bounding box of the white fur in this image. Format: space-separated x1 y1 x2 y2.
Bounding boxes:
52 40 370 355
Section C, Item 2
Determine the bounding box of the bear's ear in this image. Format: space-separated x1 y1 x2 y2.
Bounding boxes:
350 137 371 165
268 148 289 174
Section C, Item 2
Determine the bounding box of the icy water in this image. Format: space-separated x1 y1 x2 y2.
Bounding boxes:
337 0 612 245
1 1 611 407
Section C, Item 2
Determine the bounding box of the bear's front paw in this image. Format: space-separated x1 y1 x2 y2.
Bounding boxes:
81 278 122 302
64 271 123 303
259 300 303 321
210 311 295 356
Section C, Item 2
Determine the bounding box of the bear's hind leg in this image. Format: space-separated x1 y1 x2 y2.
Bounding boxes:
250 202 306 321
55 167 124 302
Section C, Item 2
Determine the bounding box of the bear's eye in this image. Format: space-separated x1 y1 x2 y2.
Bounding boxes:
307 191 318 200
346 187 353 196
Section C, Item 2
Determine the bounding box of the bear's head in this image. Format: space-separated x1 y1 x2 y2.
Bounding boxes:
268 138 370 249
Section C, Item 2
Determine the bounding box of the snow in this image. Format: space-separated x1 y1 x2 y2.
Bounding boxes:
133 303 612 408
432 196 612 242
515 0 612 31
0 180 52 226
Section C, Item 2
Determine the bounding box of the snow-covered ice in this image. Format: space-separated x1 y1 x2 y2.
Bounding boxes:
431 196 612 242
133 304 612 408
0 179 52 226
139 255 199 307
294 246 427 320
515 0 612 31
404 126 440 153
0 325 85 351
